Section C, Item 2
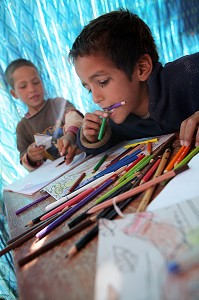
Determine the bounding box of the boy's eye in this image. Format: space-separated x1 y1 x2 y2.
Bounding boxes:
99 78 110 88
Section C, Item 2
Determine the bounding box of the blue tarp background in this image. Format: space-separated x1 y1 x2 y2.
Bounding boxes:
0 0 198 298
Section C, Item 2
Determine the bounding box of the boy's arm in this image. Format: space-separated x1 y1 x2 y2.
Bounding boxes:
56 108 84 162
63 109 84 135
20 152 43 172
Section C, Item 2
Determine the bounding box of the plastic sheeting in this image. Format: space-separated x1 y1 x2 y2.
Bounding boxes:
0 0 199 298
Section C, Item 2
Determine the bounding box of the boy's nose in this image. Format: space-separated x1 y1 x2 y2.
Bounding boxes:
92 91 103 105
29 84 37 92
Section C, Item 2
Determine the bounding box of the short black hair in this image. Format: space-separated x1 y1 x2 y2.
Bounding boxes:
69 9 159 80
5 58 38 88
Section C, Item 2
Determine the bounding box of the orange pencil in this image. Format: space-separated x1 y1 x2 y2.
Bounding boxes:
147 142 152 155
164 146 185 173
174 145 192 167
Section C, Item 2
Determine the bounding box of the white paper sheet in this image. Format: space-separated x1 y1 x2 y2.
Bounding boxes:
148 153 199 211
95 197 199 300
3 152 86 195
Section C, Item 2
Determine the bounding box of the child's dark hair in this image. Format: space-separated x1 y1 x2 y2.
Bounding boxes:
5 58 38 88
69 9 159 80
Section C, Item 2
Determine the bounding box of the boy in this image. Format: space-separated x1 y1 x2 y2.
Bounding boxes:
5 59 83 171
69 9 199 155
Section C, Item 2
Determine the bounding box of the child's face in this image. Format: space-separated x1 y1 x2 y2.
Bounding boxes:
11 66 45 111
74 55 149 124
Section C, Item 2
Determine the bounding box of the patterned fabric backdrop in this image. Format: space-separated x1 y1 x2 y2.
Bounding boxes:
0 0 198 298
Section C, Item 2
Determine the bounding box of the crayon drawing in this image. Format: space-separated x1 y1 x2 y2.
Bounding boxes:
95 197 199 300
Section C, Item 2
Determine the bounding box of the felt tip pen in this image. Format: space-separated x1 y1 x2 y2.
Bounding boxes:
167 246 199 273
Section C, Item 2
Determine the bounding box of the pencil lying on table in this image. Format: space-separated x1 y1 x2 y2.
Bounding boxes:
0 210 68 257
67 172 86 193
65 194 137 260
136 147 171 212
87 165 189 215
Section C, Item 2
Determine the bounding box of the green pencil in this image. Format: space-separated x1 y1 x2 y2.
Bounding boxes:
116 155 151 184
98 118 107 140
92 154 109 173
174 146 199 169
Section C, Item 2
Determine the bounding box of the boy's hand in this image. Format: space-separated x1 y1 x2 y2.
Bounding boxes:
180 111 199 147
27 143 45 162
57 132 81 164
82 110 109 142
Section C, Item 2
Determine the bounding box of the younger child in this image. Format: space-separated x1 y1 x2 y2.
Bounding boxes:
5 59 83 171
69 9 199 155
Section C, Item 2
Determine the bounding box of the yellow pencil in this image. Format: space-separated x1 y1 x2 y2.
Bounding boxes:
124 138 158 149
137 147 171 212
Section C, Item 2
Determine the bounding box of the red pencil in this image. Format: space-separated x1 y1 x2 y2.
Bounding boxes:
139 157 161 185
67 172 86 194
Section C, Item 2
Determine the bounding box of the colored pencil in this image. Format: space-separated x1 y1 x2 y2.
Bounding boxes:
55 157 66 167
88 165 189 214
174 146 199 169
174 145 192 167
36 176 118 240
92 154 108 173
95 155 158 204
67 172 86 193
139 157 161 185
18 217 97 267
67 179 137 229
149 133 176 160
0 210 67 257
40 188 93 221
105 147 133 168
105 101 126 111
65 194 137 260
98 118 107 140
136 148 171 212
45 172 115 212
124 138 158 149
15 193 50 215
114 154 149 185
163 146 185 173
147 142 152 155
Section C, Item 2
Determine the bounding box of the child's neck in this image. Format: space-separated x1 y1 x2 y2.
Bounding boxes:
28 101 45 116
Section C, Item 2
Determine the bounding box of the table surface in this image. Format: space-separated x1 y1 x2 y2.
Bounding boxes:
4 141 180 300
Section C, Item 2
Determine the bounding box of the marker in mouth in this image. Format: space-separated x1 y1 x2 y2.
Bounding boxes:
104 101 126 112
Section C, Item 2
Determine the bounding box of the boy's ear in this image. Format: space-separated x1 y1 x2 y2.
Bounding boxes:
137 54 153 81
10 89 18 99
